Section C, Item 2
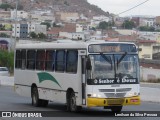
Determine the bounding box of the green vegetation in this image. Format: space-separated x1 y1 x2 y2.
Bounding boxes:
139 26 156 32
38 33 46 39
122 20 136 29
40 22 51 30
30 32 37 39
0 3 13 11
0 50 14 73
0 33 10 38
98 21 113 30
30 32 46 39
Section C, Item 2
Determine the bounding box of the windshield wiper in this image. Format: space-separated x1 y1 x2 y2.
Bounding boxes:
117 52 127 67
100 53 113 69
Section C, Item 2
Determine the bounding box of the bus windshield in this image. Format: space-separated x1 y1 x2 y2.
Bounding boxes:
87 54 139 85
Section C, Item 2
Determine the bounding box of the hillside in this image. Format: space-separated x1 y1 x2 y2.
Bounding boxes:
3 0 109 17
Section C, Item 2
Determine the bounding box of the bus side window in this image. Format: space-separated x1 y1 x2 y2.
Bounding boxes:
15 50 22 69
66 50 78 73
21 50 26 70
27 50 36 70
46 50 55 71
36 50 45 70
55 50 65 72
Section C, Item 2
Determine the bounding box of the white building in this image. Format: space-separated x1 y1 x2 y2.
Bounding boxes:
12 24 20 38
115 29 137 35
138 31 160 41
139 17 155 27
27 23 47 35
12 23 47 38
59 32 87 40
91 15 110 27
11 10 29 19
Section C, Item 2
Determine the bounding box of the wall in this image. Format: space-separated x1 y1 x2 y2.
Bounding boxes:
140 67 160 81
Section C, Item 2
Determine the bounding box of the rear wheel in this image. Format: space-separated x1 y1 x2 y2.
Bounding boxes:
41 100 49 107
31 87 41 107
111 106 122 113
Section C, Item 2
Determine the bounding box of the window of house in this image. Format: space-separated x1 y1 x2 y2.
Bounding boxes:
36 50 45 70
66 50 78 73
15 50 22 69
55 50 65 72
46 50 55 71
27 50 36 70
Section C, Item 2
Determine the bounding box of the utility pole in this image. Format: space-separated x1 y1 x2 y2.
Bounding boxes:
14 0 18 48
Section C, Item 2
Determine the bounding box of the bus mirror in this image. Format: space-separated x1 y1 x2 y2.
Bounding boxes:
138 48 142 52
86 58 92 70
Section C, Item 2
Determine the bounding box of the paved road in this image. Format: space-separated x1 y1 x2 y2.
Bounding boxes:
0 86 160 120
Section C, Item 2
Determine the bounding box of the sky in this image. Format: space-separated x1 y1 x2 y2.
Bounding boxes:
87 0 159 17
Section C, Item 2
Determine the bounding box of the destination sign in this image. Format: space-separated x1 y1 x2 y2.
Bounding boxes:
88 43 137 53
87 78 138 85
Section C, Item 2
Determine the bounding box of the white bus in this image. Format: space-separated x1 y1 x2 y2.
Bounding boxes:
14 40 140 112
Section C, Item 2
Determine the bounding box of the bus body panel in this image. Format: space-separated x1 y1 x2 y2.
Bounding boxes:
14 41 140 109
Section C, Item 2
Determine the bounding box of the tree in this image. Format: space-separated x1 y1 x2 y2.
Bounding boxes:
122 20 136 29
30 32 37 39
40 22 51 30
98 21 113 30
53 23 61 27
0 4 13 11
0 50 14 73
0 33 9 38
38 33 46 39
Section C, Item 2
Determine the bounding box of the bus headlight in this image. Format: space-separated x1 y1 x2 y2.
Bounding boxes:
128 93 133 96
92 94 101 98
128 92 138 97
93 94 97 97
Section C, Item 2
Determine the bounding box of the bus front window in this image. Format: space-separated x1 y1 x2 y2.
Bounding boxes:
115 55 138 79
89 55 114 79
88 54 139 83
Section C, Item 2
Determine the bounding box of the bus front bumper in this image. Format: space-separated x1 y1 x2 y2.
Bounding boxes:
87 96 140 107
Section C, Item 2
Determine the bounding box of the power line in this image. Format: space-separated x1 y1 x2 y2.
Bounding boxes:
118 0 150 15
91 0 150 23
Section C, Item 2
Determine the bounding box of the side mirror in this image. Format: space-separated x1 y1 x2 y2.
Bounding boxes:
86 58 92 70
138 48 142 52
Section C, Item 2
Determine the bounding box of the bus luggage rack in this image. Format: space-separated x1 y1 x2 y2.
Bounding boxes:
107 98 125 105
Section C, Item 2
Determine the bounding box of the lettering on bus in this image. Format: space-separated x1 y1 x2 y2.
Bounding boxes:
101 46 120 52
87 78 138 85
88 44 137 53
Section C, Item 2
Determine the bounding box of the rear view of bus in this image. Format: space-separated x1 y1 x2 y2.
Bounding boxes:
85 43 140 112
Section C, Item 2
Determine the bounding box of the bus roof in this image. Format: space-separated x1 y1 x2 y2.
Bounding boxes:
16 40 136 50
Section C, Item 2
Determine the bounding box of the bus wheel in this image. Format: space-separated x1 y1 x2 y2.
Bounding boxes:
31 87 41 107
111 106 122 113
68 92 81 112
41 100 48 107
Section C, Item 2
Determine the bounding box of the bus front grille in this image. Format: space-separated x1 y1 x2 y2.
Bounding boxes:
104 93 126 98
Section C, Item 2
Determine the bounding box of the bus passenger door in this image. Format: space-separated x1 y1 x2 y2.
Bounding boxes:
79 50 87 105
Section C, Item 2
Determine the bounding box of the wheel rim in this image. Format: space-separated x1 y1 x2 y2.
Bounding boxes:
33 93 36 105
32 89 37 105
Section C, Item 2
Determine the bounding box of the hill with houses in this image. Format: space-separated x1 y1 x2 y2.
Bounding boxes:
2 0 109 17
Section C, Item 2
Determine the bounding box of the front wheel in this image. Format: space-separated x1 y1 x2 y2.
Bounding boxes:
68 92 82 112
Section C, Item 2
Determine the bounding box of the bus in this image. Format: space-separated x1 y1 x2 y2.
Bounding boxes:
14 40 140 112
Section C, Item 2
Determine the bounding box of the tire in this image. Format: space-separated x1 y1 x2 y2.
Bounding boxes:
41 100 49 107
111 106 122 113
67 92 82 112
31 87 41 107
